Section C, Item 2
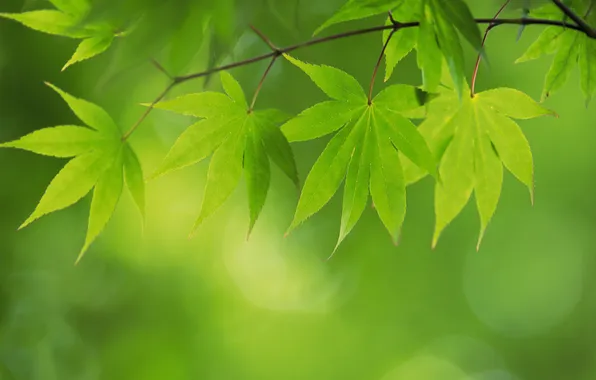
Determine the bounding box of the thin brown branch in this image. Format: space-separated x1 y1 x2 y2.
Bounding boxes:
249 56 278 112
123 17 591 140
151 59 172 79
471 0 513 97
122 81 175 141
250 25 280 52
369 28 395 104
388 10 399 26
552 0 596 37
585 1 595 18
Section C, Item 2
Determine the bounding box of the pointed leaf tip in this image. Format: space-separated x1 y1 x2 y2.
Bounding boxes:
476 230 486 252
18 216 35 231
75 246 88 265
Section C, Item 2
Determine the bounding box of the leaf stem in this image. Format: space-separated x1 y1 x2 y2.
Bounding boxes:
249 56 278 112
368 23 396 104
124 17 592 140
471 0 513 97
151 58 173 80
585 1 595 18
250 24 280 52
121 81 175 141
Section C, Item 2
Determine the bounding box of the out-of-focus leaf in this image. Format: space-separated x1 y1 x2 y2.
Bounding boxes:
517 24 596 103
0 11 93 38
123 144 145 221
313 0 403 36
62 33 114 71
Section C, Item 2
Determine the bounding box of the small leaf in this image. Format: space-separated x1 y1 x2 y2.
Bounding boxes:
244 124 271 236
0 125 102 157
476 88 556 119
287 115 364 233
63 34 114 71
281 101 361 142
191 127 247 234
0 10 93 38
515 26 566 63
383 24 417 82
542 31 581 100
255 112 300 188
49 0 91 17
313 0 403 36
78 149 123 263
579 35 596 105
383 2 420 82
473 106 503 249
151 116 239 179
220 71 248 109
45 83 120 137
416 10 441 92
19 148 115 229
435 0 482 52
432 3 466 99
284 54 367 103
150 92 238 119
369 112 406 243
338 115 371 248
123 144 145 221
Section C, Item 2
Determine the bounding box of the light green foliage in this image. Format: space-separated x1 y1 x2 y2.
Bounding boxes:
314 0 482 96
0 0 116 70
283 55 435 249
403 75 555 248
382 0 482 98
123 145 146 221
0 84 144 261
382 2 420 81
81 150 124 263
63 33 114 71
516 0 596 103
1 0 593 255
150 72 299 237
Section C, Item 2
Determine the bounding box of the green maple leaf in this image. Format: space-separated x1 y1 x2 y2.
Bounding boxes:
401 71 556 249
0 0 117 70
281 54 437 251
382 0 482 99
0 83 145 262
149 71 299 237
516 0 596 103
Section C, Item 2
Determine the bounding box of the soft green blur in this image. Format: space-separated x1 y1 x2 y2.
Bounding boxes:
1 0 595 379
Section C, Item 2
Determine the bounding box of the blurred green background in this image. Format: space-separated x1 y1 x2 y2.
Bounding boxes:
1 0 595 379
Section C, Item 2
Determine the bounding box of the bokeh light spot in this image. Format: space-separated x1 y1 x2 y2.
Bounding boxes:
464 209 585 337
222 208 352 313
